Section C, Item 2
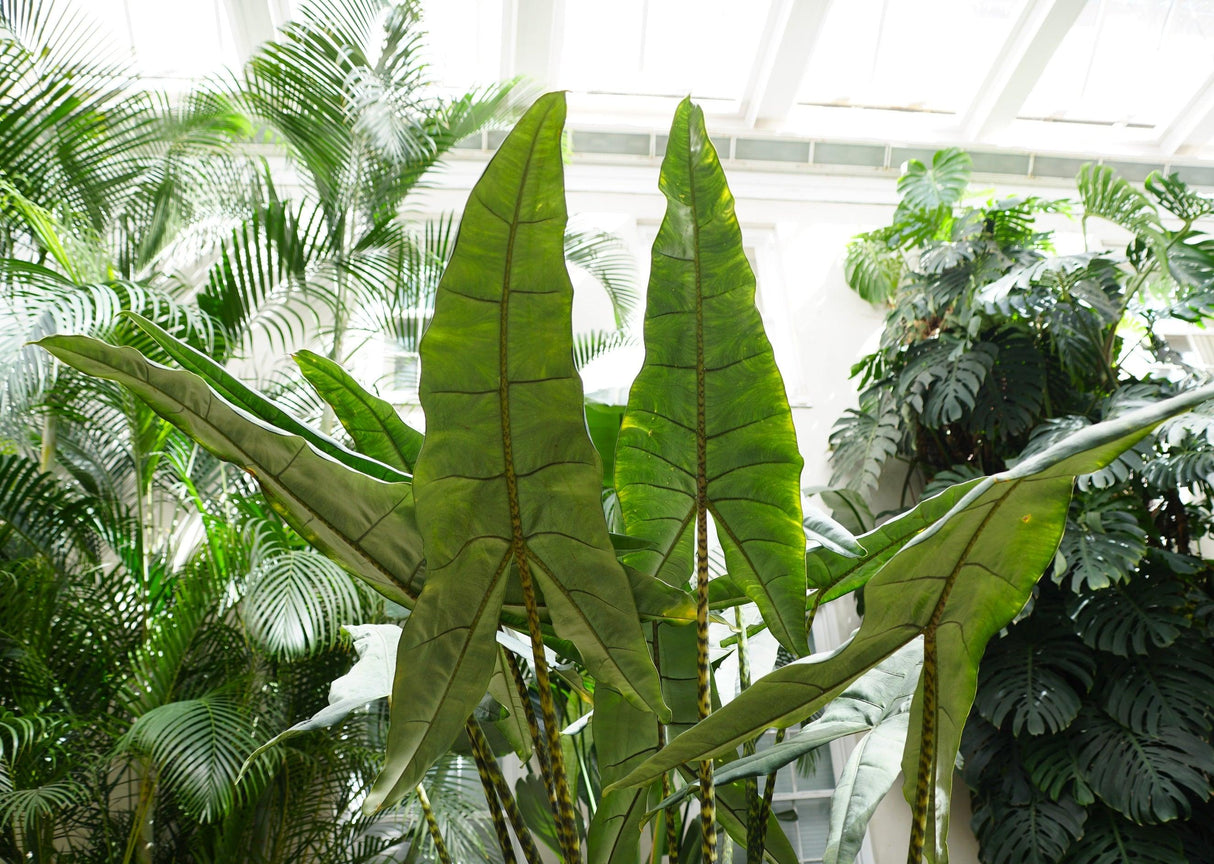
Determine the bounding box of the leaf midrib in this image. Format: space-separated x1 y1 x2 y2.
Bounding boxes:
498 98 556 566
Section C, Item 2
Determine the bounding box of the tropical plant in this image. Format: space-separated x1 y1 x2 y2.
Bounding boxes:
827 150 1214 863
37 91 1214 864
0 0 514 860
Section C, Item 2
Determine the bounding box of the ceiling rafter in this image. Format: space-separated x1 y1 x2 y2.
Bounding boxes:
740 0 834 129
501 0 565 90
1159 68 1214 157
959 0 1087 141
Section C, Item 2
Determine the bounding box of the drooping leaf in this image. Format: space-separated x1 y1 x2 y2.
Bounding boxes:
36 334 425 607
970 794 1086 864
844 235 900 303
896 149 971 212
1099 633 1214 735
608 382 1214 861
1065 570 1188 657
486 646 534 762
368 92 667 812
1072 706 1214 824
614 97 808 654
974 626 1095 736
654 642 922 805
807 478 985 603
808 486 876 536
294 348 423 472
1062 810 1184 864
587 685 659 864
242 623 401 768
124 312 410 483
822 713 909 864
1057 490 1147 593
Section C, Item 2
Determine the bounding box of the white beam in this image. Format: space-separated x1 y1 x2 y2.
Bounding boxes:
960 0 1087 141
503 0 565 90
1159 68 1214 156
741 0 833 128
222 0 280 61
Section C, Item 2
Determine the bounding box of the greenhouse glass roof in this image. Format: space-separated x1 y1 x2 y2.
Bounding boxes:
88 0 1214 165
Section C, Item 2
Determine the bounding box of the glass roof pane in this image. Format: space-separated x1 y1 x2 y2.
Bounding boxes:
124 0 237 84
1020 0 1214 128
798 0 1027 114
419 0 503 91
557 0 772 102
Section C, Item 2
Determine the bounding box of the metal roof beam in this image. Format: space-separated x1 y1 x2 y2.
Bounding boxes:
741 0 833 128
502 0 565 89
1159 68 1214 156
960 0 1087 141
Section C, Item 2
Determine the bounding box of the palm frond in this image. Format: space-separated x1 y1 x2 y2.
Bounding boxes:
123 694 269 824
564 225 638 328
242 519 366 659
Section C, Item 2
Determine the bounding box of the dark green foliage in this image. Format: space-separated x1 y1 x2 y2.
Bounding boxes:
832 156 1214 863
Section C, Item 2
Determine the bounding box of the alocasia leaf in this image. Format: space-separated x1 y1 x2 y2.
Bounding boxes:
294 348 424 472
124 312 409 483
366 92 667 811
607 382 1214 864
36 334 424 607
614 97 810 656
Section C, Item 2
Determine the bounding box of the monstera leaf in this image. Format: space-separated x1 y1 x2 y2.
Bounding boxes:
1072 706 1214 824
970 794 1086 864
897 149 972 212
366 92 668 812
614 97 817 656
1057 491 1148 592
1063 811 1183 864
974 626 1095 737
1065 570 1188 657
608 381 1214 863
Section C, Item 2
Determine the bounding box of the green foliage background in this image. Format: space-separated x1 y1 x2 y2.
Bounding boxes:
832 150 1214 864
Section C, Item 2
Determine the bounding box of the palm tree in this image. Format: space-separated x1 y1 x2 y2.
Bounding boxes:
0 1 511 860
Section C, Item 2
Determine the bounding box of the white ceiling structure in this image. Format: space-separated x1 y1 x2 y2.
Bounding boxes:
96 0 1214 182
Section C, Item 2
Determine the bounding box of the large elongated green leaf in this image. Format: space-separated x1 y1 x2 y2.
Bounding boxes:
36 334 424 607
608 383 1214 861
366 92 667 812
808 478 984 603
614 97 808 655
588 686 659 864
294 348 424 472
125 312 410 483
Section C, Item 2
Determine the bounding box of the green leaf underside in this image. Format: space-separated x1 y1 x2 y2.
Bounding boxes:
615 97 808 655
608 383 1214 823
368 92 666 811
36 334 423 607
587 686 659 864
125 312 410 483
294 349 424 472
808 478 985 603
652 642 922 813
